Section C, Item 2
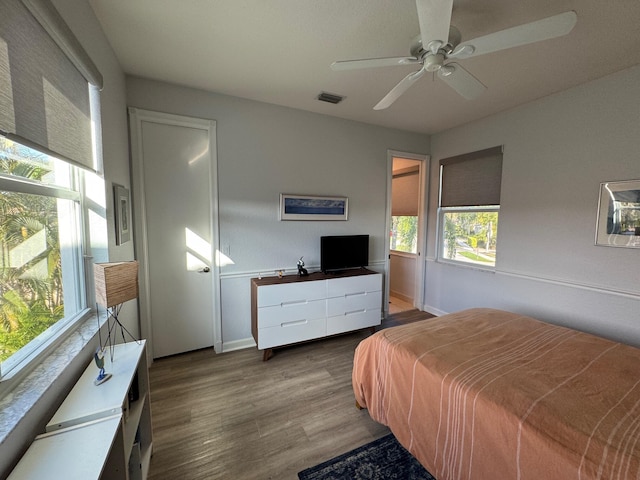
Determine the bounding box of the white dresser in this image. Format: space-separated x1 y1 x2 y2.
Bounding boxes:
251 269 382 360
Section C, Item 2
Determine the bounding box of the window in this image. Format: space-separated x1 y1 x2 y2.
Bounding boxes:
391 216 418 253
440 208 499 266
0 136 86 376
391 161 420 254
0 0 103 379
438 146 503 268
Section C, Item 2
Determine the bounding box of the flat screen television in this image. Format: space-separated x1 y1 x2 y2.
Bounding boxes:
320 235 369 273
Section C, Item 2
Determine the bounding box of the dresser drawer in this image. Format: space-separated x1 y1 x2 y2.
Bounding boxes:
327 289 381 317
326 309 380 336
257 298 326 328
327 273 381 298
258 318 326 349
257 280 327 307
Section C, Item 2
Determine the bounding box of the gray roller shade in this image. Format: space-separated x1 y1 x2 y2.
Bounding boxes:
392 169 419 216
0 0 102 171
440 146 503 207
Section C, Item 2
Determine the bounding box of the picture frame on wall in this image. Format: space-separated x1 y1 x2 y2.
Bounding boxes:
279 194 348 221
595 179 640 248
114 184 131 245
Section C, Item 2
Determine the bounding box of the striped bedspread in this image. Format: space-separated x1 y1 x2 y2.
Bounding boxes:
352 308 640 480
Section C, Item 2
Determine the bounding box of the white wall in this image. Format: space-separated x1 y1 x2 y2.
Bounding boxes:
125 77 430 349
425 65 640 346
389 253 416 301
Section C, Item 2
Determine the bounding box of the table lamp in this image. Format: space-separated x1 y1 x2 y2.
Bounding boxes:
93 261 140 384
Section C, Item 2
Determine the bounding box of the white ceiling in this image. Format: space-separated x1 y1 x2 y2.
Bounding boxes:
88 0 640 135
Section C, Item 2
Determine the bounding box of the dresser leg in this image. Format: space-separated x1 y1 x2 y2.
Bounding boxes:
262 348 273 361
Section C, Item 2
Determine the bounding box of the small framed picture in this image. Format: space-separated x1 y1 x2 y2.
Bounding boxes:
595 179 640 248
279 194 348 221
113 184 131 245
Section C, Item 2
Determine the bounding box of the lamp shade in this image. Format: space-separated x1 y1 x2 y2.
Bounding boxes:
94 261 139 308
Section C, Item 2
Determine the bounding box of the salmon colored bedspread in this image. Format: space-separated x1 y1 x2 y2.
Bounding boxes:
352 308 640 480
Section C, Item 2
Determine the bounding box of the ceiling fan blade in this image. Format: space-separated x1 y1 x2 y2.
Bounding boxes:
374 68 426 110
416 0 453 53
451 11 577 59
331 56 419 71
437 63 486 100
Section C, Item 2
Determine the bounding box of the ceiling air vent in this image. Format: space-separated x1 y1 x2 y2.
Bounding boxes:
317 92 344 104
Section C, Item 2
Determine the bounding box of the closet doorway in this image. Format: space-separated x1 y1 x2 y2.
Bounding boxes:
386 151 428 315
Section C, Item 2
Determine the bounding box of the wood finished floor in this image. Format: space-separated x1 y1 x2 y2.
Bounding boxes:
388 295 415 315
147 310 434 480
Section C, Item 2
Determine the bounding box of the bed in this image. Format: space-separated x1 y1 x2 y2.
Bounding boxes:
352 308 640 480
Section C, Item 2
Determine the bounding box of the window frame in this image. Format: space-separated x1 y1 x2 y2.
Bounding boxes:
0 149 92 386
437 205 500 271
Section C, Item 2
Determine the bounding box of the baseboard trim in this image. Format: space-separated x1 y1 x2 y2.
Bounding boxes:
422 304 447 317
389 291 413 304
222 337 256 353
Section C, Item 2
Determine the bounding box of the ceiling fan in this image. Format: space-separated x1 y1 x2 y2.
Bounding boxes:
331 0 577 110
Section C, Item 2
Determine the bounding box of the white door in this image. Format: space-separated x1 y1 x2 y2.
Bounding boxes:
129 108 221 359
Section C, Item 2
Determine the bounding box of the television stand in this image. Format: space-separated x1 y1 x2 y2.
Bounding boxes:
251 268 382 361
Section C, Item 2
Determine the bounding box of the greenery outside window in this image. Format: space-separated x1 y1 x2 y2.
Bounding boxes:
391 216 418 254
440 207 499 267
0 136 86 377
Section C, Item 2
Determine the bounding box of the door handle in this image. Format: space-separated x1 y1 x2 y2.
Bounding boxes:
199 267 211 273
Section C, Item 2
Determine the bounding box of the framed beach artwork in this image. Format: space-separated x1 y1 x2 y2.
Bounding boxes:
279 194 348 221
595 179 640 248
114 183 132 245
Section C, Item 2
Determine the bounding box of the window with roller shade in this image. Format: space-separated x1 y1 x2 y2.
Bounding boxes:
0 0 102 379
438 146 502 268
391 165 419 253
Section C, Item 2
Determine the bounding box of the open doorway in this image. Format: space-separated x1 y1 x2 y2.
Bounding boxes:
386 152 428 315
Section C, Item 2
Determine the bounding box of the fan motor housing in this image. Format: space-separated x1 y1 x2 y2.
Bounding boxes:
424 53 445 72
410 25 461 58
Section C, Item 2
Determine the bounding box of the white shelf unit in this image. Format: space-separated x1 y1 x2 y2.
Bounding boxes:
251 269 382 360
10 341 153 480
8 415 125 480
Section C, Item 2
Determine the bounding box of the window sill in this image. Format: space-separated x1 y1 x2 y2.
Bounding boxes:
437 257 496 273
390 250 417 259
0 312 101 464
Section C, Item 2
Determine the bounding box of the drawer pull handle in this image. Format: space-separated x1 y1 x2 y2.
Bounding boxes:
345 291 366 298
281 319 308 327
281 300 308 307
345 309 366 316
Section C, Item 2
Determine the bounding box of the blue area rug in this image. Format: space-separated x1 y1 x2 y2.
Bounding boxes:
298 433 436 480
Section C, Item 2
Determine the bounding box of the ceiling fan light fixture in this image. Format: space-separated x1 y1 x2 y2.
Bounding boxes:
331 6 578 110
